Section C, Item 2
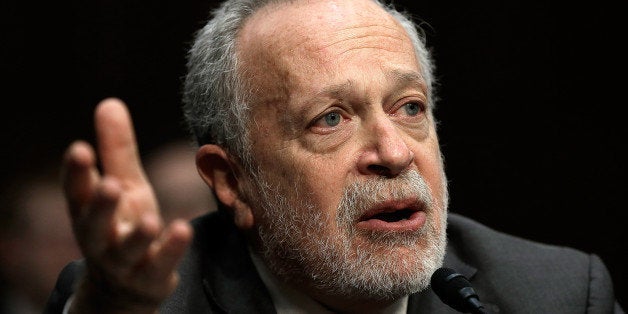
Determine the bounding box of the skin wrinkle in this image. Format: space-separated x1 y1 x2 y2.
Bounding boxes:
318 29 407 52
313 33 412 65
339 45 409 57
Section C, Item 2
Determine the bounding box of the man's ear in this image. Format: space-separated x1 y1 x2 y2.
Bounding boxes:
196 144 255 230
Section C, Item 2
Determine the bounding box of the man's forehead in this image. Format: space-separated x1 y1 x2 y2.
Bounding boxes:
238 0 399 53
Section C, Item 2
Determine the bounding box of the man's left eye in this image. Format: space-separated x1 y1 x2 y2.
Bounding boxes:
402 102 422 116
311 111 345 130
323 112 342 127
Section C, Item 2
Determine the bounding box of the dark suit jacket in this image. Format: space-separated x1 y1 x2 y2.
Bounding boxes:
44 211 624 313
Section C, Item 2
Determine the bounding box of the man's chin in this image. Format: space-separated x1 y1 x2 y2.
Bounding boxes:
304 241 440 300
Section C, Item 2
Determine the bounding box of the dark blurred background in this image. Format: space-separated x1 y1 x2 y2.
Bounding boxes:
2 0 626 309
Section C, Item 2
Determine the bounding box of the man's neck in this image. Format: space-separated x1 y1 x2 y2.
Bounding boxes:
248 248 409 314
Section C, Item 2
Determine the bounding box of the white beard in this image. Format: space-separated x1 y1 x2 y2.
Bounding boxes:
248 169 448 301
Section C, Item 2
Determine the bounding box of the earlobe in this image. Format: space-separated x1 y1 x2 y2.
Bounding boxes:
196 145 255 229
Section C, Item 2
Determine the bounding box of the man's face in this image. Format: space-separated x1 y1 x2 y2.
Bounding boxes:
236 0 448 302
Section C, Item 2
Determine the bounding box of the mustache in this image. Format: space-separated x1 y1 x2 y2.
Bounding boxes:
337 170 434 222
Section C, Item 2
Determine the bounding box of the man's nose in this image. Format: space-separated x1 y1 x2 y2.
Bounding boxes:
357 118 414 177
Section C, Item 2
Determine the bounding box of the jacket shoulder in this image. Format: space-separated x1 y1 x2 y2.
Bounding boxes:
446 213 619 313
447 213 588 264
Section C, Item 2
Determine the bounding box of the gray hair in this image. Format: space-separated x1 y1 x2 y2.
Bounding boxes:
182 0 437 168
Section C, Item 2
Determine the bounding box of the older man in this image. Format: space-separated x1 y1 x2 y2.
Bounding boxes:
45 0 622 313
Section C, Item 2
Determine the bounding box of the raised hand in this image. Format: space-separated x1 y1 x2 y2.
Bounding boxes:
61 98 193 313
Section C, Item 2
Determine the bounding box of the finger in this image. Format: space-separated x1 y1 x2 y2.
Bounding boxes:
62 141 100 219
109 220 192 301
107 212 162 270
74 176 121 258
143 219 193 281
94 98 147 184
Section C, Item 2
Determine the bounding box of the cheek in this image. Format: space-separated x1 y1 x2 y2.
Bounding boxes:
412 143 446 204
288 153 351 215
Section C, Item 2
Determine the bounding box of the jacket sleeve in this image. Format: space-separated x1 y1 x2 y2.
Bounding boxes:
43 260 85 314
588 254 625 314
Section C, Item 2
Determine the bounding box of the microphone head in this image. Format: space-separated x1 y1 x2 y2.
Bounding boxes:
431 267 481 313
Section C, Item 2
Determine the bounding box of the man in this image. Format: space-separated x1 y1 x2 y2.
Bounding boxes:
45 0 623 313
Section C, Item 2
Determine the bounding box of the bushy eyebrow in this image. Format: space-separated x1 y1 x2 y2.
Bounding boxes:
387 70 426 94
315 70 425 98
316 80 354 99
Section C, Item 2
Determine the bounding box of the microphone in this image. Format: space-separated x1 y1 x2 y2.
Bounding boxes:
430 267 488 314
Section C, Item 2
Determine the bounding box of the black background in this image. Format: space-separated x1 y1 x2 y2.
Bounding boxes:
2 0 626 307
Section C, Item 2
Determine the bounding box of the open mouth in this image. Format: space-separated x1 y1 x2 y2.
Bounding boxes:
368 208 416 222
357 201 427 232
